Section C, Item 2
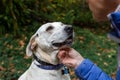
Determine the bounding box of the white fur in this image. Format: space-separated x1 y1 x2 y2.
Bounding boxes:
18 22 72 80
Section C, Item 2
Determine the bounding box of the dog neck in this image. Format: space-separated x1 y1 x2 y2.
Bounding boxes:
34 47 59 65
33 53 63 70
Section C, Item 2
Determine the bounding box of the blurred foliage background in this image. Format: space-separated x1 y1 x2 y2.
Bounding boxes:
0 0 118 80
0 0 93 37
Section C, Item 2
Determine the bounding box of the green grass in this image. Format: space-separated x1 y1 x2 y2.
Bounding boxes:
0 27 118 80
73 27 117 75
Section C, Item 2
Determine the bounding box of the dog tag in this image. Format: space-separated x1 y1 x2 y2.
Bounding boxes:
62 66 69 75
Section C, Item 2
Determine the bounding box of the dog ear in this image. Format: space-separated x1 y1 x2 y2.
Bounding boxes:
26 34 37 56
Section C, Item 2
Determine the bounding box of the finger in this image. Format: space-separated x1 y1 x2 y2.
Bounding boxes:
59 45 71 51
64 63 73 68
57 51 66 59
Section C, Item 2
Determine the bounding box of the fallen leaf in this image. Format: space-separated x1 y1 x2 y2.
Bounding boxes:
24 55 30 59
0 66 6 71
19 40 25 47
111 73 116 80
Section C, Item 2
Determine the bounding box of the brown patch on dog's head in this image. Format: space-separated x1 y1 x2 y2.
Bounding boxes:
26 34 37 56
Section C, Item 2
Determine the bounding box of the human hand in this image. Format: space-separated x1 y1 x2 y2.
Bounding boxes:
57 46 84 69
86 0 120 21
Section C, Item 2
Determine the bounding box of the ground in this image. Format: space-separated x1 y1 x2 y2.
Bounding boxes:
0 27 117 80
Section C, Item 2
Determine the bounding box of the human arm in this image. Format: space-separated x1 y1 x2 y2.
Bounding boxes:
116 68 120 80
58 47 112 80
75 59 112 80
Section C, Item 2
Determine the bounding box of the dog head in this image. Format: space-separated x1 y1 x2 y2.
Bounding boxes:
26 22 74 64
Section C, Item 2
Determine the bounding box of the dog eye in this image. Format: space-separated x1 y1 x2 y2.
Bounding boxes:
46 26 54 31
36 34 39 37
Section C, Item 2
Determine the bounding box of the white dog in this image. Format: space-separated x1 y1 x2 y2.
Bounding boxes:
18 22 73 80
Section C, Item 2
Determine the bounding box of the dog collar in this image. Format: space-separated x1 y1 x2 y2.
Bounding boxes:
33 53 63 70
35 63 63 70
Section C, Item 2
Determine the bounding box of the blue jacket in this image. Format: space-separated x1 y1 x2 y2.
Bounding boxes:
75 59 120 80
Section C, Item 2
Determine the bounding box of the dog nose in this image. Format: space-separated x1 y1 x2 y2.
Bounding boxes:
64 26 73 34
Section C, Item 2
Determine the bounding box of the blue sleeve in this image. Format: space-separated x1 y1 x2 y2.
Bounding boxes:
74 59 112 80
116 68 120 80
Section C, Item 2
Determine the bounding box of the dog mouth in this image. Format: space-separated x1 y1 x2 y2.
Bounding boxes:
52 35 73 47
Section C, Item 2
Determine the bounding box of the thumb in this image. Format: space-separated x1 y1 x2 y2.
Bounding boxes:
57 50 67 60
